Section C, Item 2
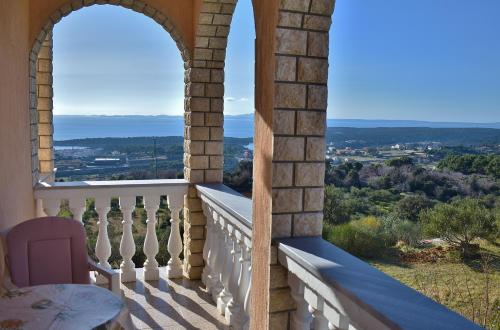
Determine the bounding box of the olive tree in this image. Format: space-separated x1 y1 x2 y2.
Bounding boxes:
420 198 498 257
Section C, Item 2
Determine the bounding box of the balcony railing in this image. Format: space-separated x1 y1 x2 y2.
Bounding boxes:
197 184 253 328
277 237 482 330
34 180 482 329
34 179 188 285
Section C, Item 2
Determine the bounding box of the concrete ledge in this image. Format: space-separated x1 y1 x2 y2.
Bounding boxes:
195 183 252 230
276 236 481 330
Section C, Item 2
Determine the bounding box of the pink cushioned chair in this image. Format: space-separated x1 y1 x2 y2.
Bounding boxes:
5 217 119 294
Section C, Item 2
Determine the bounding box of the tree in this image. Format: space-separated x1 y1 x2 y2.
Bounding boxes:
323 186 352 225
386 156 414 167
223 160 253 194
393 194 434 222
420 198 498 257
438 154 500 178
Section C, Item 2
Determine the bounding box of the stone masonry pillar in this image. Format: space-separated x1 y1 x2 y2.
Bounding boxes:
251 0 335 328
30 32 55 184
183 0 237 279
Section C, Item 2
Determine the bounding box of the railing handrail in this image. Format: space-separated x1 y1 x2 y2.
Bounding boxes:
36 179 188 190
277 236 482 330
34 179 189 199
196 184 252 237
197 183 252 328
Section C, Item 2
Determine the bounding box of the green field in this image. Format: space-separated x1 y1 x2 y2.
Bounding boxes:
371 241 499 329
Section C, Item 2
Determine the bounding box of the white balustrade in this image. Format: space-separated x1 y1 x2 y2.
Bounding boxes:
143 194 160 281
119 196 136 283
242 246 252 330
94 197 112 284
216 220 233 314
34 179 188 283
35 181 476 330
197 184 252 329
288 273 312 330
278 235 482 330
224 226 242 324
166 193 184 278
280 246 362 330
42 198 61 217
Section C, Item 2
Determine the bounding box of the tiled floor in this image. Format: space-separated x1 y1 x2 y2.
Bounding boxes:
120 268 230 330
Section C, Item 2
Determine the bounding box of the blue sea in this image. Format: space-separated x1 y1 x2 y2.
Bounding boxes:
54 115 500 141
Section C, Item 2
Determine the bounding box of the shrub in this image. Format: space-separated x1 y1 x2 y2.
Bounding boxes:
392 194 434 222
323 186 352 224
381 214 422 247
323 217 388 259
386 156 414 167
420 198 498 258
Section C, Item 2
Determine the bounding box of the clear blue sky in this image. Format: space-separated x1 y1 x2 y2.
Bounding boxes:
53 0 500 122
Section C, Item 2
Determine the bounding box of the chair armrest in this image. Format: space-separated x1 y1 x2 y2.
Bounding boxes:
88 258 120 295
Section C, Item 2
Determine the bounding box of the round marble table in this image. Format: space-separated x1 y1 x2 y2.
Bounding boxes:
0 284 134 330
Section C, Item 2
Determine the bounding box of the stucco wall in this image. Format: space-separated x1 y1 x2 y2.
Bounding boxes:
251 0 278 328
0 0 36 231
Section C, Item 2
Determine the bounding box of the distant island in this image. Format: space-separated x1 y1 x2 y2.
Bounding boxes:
53 115 500 141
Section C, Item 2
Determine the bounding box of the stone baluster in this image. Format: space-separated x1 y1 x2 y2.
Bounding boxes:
327 313 350 330
69 197 86 223
210 211 224 300
225 227 242 324
143 195 160 281
166 194 184 278
288 273 312 330
338 315 350 330
242 245 252 330
328 322 337 330
217 220 233 315
309 297 329 330
119 196 136 283
94 197 111 284
201 204 213 286
42 198 60 216
237 239 250 308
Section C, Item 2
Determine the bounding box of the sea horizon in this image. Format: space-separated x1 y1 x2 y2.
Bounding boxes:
53 114 500 141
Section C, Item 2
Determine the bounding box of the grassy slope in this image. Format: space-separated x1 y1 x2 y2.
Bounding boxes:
370 241 500 329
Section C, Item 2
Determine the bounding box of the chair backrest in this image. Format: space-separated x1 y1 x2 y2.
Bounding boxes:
6 217 90 287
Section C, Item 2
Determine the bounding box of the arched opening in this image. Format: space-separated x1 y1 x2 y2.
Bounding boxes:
51 5 184 181
222 0 255 197
29 0 190 185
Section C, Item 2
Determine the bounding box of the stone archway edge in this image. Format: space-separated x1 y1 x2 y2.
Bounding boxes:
28 0 192 185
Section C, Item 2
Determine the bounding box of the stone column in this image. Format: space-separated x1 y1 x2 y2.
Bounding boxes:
183 0 237 280
251 0 335 329
36 32 55 182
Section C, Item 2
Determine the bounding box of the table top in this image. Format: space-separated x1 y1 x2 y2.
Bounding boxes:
0 284 127 330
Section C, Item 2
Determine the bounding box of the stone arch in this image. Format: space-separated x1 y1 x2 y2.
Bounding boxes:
28 0 192 184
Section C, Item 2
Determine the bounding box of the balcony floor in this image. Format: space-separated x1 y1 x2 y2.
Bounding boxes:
120 267 230 330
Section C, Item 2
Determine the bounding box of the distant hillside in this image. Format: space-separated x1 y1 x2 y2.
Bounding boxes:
326 119 500 129
55 127 499 150
326 127 500 148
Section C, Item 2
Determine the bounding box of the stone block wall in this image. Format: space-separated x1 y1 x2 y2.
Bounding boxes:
36 33 55 181
183 0 237 279
268 0 335 327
